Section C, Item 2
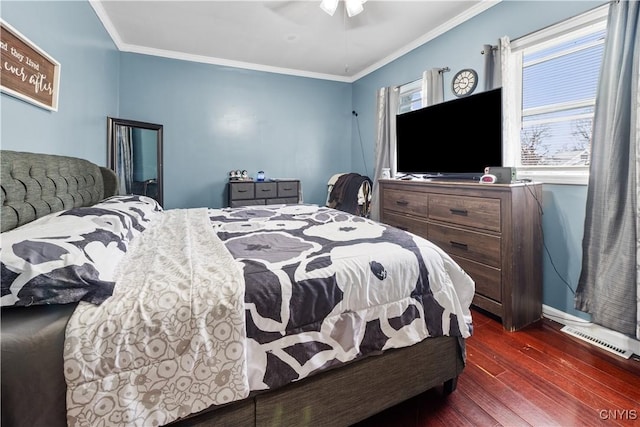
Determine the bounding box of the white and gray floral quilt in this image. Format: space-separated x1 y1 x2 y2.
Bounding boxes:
7 200 474 427
208 204 475 391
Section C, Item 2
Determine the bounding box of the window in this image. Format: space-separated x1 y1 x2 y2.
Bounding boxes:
508 5 608 184
397 79 422 114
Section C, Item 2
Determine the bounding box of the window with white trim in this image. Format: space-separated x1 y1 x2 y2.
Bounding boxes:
397 79 422 114
508 5 608 185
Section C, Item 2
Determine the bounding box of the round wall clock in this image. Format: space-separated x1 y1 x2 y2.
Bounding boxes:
451 68 478 97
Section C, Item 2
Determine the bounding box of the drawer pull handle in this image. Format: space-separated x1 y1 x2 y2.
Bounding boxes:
449 208 468 216
261 189 271 192
238 190 248 193
282 187 293 191
396 200 409 206
450 241 468 250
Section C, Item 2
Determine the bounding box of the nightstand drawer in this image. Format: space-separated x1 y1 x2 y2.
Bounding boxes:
230 199 265 208
429 194 500 232
382 189 428 217
230 182 255 200
271 197 299 204
228 179 300 207
277 181 298 198
427 223 501 268
256 182 277 198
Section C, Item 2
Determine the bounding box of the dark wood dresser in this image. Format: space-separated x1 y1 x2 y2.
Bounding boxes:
380 179 543 331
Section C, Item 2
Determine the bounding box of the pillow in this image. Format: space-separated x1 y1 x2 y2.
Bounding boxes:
1 195 162 307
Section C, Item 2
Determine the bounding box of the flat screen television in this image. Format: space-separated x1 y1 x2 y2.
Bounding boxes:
395 87 502 180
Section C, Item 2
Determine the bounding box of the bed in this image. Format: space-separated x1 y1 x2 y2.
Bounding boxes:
0 150 475 427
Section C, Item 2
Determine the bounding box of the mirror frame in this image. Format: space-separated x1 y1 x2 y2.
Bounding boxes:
107 117 164 206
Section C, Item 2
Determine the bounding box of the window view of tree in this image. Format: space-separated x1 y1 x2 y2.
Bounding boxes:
521 124 550 165
519 26 605 168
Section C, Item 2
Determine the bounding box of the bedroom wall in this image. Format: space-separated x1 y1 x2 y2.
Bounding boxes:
0 1 119 165
350 0 607 321
0 0 608 322
117 53 352 209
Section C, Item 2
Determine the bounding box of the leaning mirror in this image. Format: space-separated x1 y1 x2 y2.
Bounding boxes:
107 117 163 207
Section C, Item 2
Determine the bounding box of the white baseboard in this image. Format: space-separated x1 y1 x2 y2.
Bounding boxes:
543 305 640 358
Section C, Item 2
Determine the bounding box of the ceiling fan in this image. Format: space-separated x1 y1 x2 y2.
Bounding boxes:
320 0 368 18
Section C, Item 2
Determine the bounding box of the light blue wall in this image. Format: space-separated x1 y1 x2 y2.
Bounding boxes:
541 184 589 316
0 0 605 320
118 53 352 209
351 0 606 320
0 1 119 165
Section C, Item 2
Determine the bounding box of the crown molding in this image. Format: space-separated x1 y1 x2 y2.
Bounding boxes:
90 0 501 83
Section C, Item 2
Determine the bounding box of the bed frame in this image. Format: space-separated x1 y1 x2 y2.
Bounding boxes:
0 150 465 427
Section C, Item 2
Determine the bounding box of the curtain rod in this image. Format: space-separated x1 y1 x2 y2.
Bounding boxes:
481 46 498 55
396 67 450 89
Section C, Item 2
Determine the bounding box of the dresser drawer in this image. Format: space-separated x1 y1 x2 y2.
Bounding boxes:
452 255 501 302
271 197 298 204
255 182 277 198
382 210 429 238
428 194 500 232
427 223 501 268
277 181 298 198
230 199 265 208
230 182 255 200
382 189 428 217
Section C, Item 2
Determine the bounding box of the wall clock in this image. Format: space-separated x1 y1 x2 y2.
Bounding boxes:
451 68 478 97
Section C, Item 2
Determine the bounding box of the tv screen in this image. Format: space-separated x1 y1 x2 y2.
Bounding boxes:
396 87 502 179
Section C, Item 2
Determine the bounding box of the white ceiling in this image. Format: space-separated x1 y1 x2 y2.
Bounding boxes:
91 0 500 82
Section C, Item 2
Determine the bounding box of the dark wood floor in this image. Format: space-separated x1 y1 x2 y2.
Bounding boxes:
354 308 640 427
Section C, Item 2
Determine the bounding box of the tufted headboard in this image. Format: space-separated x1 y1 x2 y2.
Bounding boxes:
1 150 118 232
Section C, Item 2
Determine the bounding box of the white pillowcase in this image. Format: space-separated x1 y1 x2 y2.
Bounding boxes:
1 195 162 307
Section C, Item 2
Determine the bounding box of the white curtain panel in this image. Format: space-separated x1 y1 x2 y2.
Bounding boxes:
499 35 522 168
421 68 444 107
370 86 399 222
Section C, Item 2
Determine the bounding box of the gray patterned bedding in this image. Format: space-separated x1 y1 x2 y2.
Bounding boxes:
209 204 474 392
1 196 475 426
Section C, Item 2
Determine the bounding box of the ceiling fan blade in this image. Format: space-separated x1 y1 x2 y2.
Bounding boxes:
264 1 316 21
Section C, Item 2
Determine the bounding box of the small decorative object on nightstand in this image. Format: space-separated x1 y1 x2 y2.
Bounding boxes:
229 169 252 181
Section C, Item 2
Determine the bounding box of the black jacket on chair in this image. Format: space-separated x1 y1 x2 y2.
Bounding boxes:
327 173 372 217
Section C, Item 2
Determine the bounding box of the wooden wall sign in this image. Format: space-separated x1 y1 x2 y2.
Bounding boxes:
1 19 60 111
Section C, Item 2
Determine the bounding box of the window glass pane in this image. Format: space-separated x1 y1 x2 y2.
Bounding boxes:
398 91 422 114
518 24 605 171
525 29 605 62
521 106 593 166
523 42 603 109
398 79 422 114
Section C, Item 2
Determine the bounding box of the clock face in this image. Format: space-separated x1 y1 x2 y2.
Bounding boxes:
452 69 478 97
